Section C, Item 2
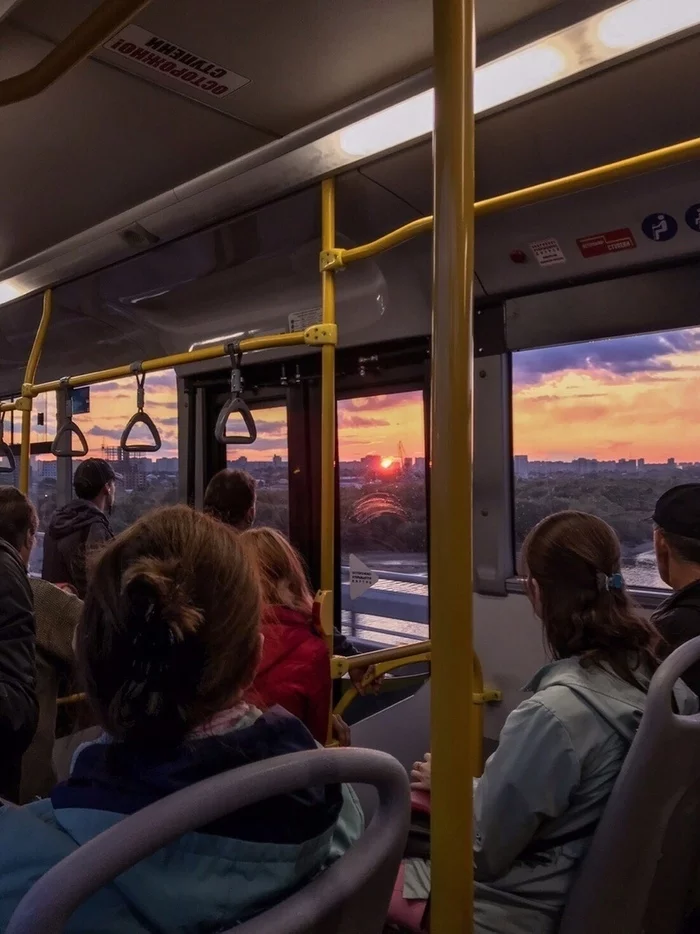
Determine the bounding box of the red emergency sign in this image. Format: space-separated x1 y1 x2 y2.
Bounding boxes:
576 228 637 258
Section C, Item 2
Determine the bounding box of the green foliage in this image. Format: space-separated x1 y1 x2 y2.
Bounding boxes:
514 472 697 553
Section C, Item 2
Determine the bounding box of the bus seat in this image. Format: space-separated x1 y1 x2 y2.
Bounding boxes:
351 681 430 820
6 747 410 934
560 636 700 934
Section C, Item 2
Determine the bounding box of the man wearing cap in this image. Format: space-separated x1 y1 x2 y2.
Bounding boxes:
42 458 116 599
652 483 700 695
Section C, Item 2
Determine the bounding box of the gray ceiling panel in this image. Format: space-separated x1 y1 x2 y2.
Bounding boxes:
0 22 273 267
10 0 571 134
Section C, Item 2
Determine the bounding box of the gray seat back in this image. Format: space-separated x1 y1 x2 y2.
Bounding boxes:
7 748 410 934
560 636 700 934
351 681 430 819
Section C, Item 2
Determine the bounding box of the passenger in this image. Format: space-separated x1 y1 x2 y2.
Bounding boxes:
21 579 82 803
0 505 363 931
401 511 694 934
240 527 333 743
42 457 116 598
204 468 377 692
652 484 700 695
0 488 37 803
204 467 257 531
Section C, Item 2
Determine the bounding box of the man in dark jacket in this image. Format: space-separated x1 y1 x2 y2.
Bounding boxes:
42 458 115 598
0 487 38 801
652 484 700 695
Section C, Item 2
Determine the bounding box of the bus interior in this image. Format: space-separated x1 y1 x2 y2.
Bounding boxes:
3 0 700 931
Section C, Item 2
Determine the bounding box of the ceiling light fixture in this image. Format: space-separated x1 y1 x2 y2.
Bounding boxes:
339 0 700 157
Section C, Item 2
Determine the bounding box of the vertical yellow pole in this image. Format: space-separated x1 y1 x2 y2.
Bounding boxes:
430 0 475 930
18 289 53 494
319 178 337 655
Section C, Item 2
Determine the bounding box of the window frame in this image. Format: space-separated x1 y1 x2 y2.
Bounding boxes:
496 258 700 606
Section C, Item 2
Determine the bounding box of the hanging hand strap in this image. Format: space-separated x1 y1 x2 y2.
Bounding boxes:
215 346 257 445
0 412 16 474
120 369 162 453
51 380 89 458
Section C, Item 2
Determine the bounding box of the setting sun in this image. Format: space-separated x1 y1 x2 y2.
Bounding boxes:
380 457 394 470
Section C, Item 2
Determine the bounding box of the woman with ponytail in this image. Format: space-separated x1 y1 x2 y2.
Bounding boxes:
398 511 697 934
0 505 363 933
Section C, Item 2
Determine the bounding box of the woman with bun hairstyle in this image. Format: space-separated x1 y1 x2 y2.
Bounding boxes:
240 527 335 744
0 506 363 932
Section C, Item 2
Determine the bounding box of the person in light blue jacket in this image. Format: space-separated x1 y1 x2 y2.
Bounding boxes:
408 510 695 934
0 505 363 933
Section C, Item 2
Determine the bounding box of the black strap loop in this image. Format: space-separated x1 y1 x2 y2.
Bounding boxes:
51 383 89 458
121 372 161 453
0 412 15 474
214 349 257 445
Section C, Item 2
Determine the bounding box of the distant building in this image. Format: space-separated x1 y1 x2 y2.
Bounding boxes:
101 446 146 491
514 455 530 478
155 457 178 474
272 455 282 467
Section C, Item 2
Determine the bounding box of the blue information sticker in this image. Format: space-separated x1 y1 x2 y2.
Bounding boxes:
72 387 90 415
685 204 700 233
641 213 678 242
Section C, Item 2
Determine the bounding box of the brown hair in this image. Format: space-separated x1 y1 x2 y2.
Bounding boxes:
204 468 256 531
0 487 37 553
521 510 663 688
659 529 700 566
77 505 261 747
239 527 313 615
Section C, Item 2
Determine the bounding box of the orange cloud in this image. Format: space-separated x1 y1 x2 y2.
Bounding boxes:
514 351 700 462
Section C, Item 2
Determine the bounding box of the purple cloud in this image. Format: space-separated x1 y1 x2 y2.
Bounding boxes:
339 414 391 429
513 329 700 389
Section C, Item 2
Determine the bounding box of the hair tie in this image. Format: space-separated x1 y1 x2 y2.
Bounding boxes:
597 571 624 592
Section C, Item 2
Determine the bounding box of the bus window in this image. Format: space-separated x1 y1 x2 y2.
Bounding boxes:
338 390 427 646
73 371 179 535
227 406 288 534
512 326 700 591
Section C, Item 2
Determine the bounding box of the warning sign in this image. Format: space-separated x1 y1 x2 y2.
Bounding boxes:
577 228 637 258
529 238 566 267
104 25 249 98
349 554 378 601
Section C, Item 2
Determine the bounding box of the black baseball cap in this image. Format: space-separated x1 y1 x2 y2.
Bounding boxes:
653 484 700 540
74 458 116 500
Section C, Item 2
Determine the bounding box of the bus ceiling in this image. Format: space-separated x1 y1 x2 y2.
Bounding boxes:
1 0 700 293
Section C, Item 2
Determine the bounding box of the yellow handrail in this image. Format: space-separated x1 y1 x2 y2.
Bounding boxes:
332 650 432 719
0 0 154 107
431 0 475 930
30 328 317 396
319 179 338 648
56 692 86 707
18 289 53 492
328 129 700 269
317 178 339 744
331 639 432 677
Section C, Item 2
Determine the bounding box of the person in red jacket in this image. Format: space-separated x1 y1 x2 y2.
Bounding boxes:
240 527 337 744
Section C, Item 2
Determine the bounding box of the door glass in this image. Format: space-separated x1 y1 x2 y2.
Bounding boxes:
337 390 428 646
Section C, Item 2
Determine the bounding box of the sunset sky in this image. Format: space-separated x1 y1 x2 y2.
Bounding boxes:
513 326 700 463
